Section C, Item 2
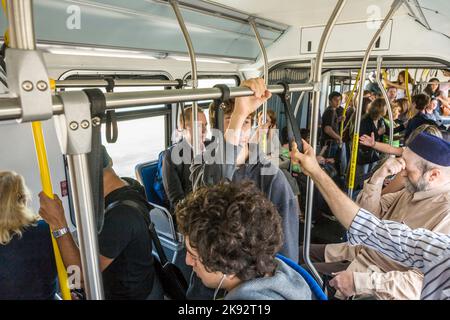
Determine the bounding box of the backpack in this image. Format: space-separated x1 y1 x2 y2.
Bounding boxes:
106 188 188 300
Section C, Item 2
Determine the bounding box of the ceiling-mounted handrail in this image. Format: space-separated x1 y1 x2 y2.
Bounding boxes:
347 0 404 199
294 59 315 117
249 17 270 152
169 0 201 157
303 0 348 287
0 83 316 121
376 56 394 146
152 0 289 33
55 79 188 89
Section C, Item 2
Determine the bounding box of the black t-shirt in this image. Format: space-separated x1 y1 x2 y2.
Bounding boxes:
321 106 339 146
100 185 154 300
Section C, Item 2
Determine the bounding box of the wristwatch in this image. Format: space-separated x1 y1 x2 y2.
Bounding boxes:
52 227 69 239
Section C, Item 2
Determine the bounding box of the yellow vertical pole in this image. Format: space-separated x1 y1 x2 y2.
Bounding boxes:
2 0 71 300
340 70 361 139
405 69 413 118
31 123 72 300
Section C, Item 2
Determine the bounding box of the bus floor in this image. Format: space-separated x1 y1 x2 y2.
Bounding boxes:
299 213 347 245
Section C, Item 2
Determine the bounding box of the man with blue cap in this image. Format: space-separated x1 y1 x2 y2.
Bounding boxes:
291 133 450 299
304 132 450 300
38 146 158 300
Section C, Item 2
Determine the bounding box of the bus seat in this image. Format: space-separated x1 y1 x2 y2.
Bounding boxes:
135 161 185 267
276 254 328 301
135 160 164 206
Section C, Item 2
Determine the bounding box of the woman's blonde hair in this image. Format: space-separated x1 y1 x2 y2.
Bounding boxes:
0 171 38 245
406 124 443 146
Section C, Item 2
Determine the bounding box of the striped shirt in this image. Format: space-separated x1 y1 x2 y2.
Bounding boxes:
348 209 450 300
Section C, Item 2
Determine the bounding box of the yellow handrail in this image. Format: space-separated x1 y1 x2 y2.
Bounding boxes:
32 123 72 300
405 68 413 118
340 70 361 139
2 0 71 300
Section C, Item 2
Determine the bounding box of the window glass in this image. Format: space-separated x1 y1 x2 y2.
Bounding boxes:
102 116 166 178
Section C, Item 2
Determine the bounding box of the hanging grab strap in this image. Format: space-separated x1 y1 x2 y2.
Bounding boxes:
277 81 303 153
82 89 107 233
213 84 231 181
103 78 118 143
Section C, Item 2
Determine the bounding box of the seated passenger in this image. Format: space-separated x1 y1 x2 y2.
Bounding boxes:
176 181 311 300
162 106 207 211
360 124 443 195
424 78 448 112
404 94 441 140
0 171 57 299
299 130 450 300
424 98 443 125
39 147 156 300
291 135 450 300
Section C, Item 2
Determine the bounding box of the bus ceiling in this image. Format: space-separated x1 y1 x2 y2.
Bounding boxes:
0 0 448 63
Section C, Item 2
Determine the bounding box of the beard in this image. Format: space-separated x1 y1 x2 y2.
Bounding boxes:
405 176 430 193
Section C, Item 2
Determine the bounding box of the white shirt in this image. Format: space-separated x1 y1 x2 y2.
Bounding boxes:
348 208 450 300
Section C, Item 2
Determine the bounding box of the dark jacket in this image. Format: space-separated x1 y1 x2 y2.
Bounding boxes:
162 139 193 211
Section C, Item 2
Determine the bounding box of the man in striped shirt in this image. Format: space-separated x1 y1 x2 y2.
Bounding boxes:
292 132 450 300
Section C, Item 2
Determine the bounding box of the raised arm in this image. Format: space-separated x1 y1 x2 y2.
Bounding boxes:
290 140 450 272
359 132 404 156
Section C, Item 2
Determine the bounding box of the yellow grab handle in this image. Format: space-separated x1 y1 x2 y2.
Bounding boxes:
340 70 361 139
32 122 72 300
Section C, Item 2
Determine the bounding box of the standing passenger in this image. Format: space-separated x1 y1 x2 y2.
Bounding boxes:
162 107 208 211
39 147 157 300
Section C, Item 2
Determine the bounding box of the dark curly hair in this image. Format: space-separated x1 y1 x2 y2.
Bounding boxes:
175 180 283 281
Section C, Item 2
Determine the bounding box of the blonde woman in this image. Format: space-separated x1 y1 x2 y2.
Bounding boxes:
0 171 57 299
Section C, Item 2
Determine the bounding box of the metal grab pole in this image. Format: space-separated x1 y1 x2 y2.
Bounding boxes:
55 79 187 89
303 0 347 287
5 0 72 300
347 0 403 199
0 83 316 121
249 18 269 121
249 18 269 152
169 0 200 156
66 154 104 300
376 56 394 146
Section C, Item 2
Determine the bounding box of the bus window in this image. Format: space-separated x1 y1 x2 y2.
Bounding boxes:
101 115 166 178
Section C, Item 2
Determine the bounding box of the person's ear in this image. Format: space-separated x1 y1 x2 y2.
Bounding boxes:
427 168 441 183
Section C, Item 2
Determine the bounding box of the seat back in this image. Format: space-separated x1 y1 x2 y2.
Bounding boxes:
135 160 164 206
136 160 185 265
276 254 328 300
0 220 58 299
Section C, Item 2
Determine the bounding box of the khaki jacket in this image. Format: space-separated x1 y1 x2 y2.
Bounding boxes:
325 180 450 300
